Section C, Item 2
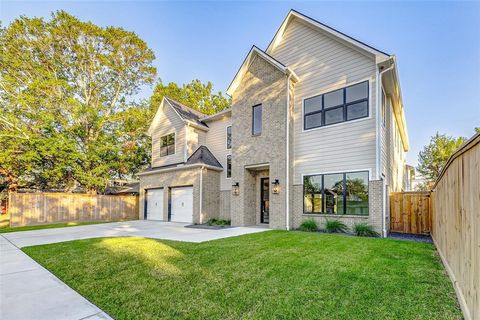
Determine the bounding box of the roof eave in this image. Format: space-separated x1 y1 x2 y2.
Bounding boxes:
266 9 389 59
226 46 290 96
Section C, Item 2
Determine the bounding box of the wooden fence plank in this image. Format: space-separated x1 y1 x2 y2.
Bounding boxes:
431 133 479 320
8 192 138 227
389 192 431 235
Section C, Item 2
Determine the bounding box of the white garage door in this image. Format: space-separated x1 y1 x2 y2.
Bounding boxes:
170 187 193 223
146 189 163 220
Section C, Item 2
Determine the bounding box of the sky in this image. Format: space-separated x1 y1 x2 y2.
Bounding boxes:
1 1 479 166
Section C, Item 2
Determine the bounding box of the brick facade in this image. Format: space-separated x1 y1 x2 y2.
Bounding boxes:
230 54 291 229
139 166 221 224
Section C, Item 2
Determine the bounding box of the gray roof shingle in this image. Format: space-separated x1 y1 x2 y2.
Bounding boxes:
185 145 222 168
165 97 208 128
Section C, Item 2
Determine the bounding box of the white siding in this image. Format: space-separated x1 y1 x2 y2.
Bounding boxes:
381 90 389 179
205 115 232 190
269 18 378 184
388 104 407 192
151 103 186 167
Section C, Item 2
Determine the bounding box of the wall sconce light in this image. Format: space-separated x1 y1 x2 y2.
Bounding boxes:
232 182 240 196
272 179 280 194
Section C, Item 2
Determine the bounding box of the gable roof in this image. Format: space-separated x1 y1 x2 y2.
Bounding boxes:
185 145 222 168
164 97 209 129
147 97 209 135
266 9 390 58
226 46 298 96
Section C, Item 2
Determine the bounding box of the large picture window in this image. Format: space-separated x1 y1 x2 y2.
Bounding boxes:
303 171 369 215
160 133 175 157
304 81 369 130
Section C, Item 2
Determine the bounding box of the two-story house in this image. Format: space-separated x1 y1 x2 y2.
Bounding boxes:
138 10 409 237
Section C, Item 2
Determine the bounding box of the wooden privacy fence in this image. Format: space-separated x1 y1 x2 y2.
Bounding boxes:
390 192 431 234
9 192 139 227
431 133 479 320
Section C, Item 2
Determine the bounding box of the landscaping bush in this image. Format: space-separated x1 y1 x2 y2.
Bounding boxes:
324 219 349 233
353 223 380 237
299 218 318 232
206 218 231 226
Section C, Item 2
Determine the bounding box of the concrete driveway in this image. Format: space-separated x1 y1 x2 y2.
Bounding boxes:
0 221 269 320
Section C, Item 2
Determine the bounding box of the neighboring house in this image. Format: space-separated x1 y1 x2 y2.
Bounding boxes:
138 10 409 236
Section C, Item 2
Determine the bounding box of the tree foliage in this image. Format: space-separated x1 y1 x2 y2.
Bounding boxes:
0 11 156 192
151 79 231 115
417 132 466 182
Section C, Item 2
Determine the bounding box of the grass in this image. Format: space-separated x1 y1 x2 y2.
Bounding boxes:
0 220 127 233
23 232 461 320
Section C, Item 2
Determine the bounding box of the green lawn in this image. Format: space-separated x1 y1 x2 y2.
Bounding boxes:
23 231 462 320
0 220 126 233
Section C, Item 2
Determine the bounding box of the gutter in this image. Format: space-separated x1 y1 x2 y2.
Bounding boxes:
377 58 395 237
199 165 204 224
138 163 222 176
285 74 291 231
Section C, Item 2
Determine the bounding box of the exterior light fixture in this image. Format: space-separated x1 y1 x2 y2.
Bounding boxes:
232 182 240 196
272 179 280 194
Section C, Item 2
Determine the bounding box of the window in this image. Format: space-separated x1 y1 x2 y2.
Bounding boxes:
304 81 369 130
226 126 232 149
252 104 262 135
226 155 232 178
160 133 175 157
303 171 369 215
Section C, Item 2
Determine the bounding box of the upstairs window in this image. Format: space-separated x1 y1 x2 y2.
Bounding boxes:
304 81 369 130
226 155 232 178
160 133 175 157
252 104 262 135
226 126 232 149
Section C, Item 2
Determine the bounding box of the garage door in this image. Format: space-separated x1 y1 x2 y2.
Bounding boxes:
146 189 163 220
170 187 193 223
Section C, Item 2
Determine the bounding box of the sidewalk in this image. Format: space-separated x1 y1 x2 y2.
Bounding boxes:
0 235 112 320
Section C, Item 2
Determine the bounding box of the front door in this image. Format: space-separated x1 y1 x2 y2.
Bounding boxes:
260 178 269 224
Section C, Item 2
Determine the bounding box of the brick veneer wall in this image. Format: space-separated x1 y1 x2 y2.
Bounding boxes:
230 54 290 229
139 166 221 224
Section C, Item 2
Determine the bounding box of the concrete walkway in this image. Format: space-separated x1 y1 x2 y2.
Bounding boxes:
0 221 269 320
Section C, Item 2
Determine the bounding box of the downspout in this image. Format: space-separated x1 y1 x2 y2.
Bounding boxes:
377 59 395 237
285 74 291 231
199 165 204 224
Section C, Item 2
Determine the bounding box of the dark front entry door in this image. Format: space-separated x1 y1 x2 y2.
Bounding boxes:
260 178 269 224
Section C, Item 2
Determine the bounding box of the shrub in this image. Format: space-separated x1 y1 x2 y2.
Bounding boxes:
324 219 349 233
353 223 380 237
206 218 231 226
299 218 318 232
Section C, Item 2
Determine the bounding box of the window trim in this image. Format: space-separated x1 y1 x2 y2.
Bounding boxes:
302 78 372 133
159 132 176 157
252 104 262 136
226 154 232 179
302 169 370 216
226 125 232 150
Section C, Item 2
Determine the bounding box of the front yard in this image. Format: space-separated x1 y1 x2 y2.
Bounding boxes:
23 231 461 320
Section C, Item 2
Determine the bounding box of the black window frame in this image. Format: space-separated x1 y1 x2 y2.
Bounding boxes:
160 132 175 157
303 170 369 216
304 81 369 130
226 126 232 149
252 104 262 136
226 155 232 178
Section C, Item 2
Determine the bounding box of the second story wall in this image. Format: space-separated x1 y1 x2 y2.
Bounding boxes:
269 18 378 183
151 102 186 168
205 115 232 190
